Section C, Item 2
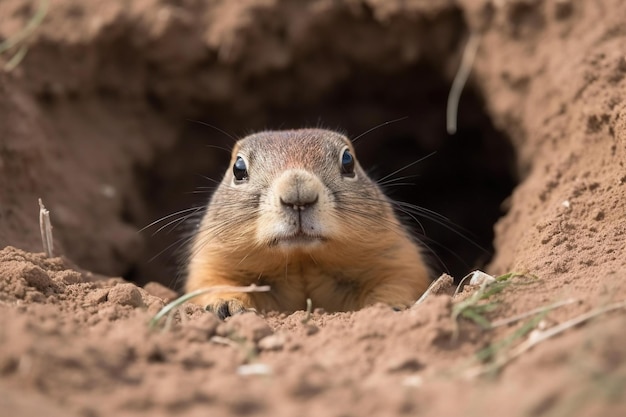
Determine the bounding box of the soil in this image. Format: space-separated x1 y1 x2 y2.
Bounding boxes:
1 0 626 416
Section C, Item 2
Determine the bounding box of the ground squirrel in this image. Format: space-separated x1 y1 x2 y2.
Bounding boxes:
185 129 431 319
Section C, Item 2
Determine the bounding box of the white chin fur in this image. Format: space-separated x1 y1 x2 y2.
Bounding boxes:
274 235 324 250
255 169 337 248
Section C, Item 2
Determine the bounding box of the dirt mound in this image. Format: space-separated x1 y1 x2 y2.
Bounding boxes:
2 246 625 416
1 0 626 415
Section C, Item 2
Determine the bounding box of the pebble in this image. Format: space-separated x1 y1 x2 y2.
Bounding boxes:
258 333 286 351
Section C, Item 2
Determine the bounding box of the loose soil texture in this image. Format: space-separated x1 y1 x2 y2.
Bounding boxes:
1 0 626 416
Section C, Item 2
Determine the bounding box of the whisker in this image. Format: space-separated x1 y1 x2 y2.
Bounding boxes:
378 182 416 188
336 192 426 235
413 237 450 275
189 190 215 195
334 192 488 255
188 119 238 143
391 206 426 236
197 175 221 185
376 151 436 184
161 206 261 268
332 202 462 274
152 207 204 236
148 232 197 263
138 207 203 233
377 174 419 186
391 202 489 254
205 144 231 153
330 207 404 237
351 116 409 143
419 235 475 272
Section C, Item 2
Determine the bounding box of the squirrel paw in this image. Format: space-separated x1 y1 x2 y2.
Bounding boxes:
205 299 256 320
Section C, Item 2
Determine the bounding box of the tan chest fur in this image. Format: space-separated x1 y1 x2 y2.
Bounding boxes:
186 230 430 314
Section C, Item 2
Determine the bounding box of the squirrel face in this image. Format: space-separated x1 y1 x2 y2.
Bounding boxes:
205 129 392 255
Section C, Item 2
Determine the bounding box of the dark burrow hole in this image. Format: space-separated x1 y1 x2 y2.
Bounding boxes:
128 63 518 290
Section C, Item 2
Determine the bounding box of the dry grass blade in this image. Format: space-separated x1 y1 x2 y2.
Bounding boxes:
5 45 28 71
149 284 271 328
451 272 517 339
509 300 626 358
38 198 53 258
467 299 626 378
452 271 475 298
0 0 49 71
491 298 579 328
453 270 517 298
446 32 481 135
301 298 313 324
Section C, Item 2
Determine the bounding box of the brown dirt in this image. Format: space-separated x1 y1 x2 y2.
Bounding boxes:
1 0 626 416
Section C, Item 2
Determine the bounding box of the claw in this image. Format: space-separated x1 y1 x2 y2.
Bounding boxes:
205 299 248 320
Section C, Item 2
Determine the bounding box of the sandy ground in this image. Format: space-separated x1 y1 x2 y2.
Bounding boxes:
1 0 626 416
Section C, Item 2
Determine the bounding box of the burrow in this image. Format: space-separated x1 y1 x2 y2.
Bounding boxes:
117 5 519 288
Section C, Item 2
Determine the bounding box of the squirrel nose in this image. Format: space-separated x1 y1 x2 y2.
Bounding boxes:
280 193 319 211
274 169 323 212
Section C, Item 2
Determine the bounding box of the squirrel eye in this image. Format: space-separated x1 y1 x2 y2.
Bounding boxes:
233 156 249 181
341 149 355 177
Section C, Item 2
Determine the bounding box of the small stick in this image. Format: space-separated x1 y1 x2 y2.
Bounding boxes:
38 198 53 258
446 33 481 135
490 298 579 328
149 284 271 328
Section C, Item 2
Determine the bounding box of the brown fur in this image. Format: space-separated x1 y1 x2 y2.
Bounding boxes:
185 129 431 318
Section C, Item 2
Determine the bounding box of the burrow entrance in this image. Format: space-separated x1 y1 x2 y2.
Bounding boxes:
128 61 518 289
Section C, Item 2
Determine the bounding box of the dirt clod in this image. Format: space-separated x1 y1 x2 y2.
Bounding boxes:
218 313 274 343
19 264 55 292
143 281 178 303
107 283 145 308
85 288 109 305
